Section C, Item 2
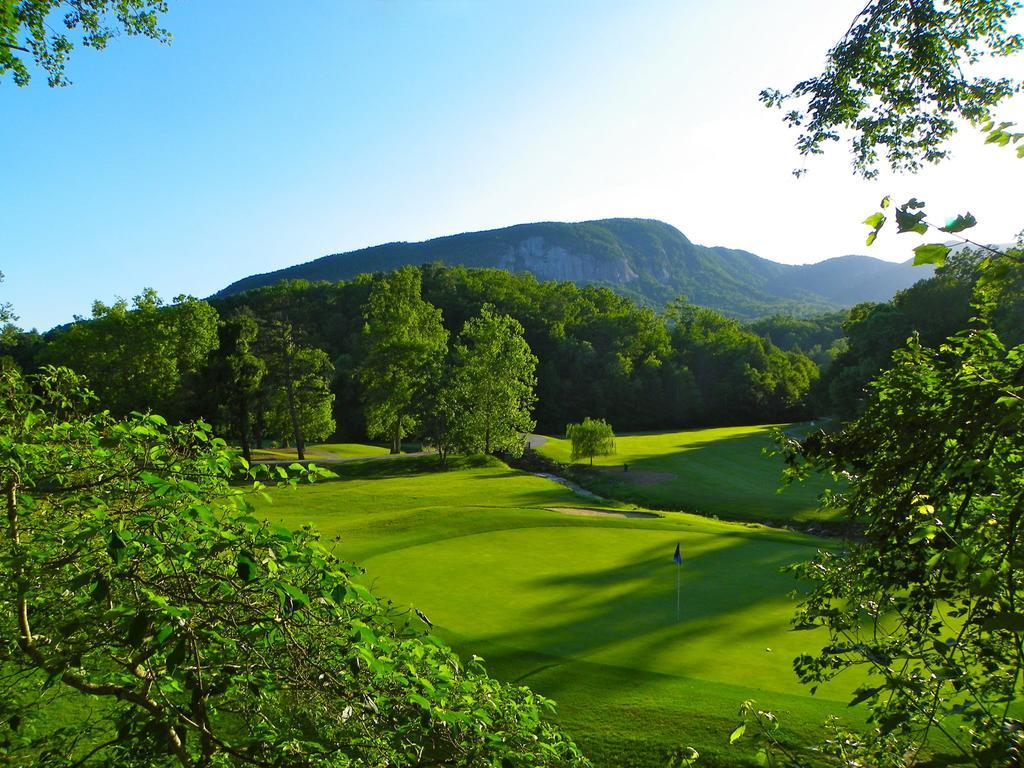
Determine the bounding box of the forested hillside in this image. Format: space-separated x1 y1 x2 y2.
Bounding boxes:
7 248 1015 447
216 218 932 319
744 247 1024 417
4 265 821 448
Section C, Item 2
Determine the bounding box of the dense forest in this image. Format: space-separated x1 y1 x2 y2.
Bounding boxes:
2 265 823 449
4 247 1018 450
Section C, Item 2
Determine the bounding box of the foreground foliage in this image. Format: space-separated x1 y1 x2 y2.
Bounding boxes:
779 324 1024 765
1 0 170 87
0 364 589 767
762 0 1023 176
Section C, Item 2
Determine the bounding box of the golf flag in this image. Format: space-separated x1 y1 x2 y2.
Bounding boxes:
673 542 682 565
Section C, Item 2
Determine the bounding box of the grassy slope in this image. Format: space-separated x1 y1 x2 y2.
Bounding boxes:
249 442 391 461
536 425 838 523
255 456 857 767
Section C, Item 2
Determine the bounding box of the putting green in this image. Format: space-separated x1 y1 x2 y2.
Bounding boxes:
365 526 831 697
257 456 857 767
536 424 838 523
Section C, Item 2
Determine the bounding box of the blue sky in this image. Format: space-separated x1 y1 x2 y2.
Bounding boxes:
2 0 1020 330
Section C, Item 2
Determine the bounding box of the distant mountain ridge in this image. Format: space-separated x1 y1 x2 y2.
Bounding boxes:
216 218 933 318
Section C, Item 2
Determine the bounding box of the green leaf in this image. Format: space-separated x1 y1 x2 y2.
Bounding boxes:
946 547 970 575
107 530 128 565
728 723 746 744
279 583 310 608
880 195 891 209
940 213 977 233
90 577 110 604
863 212 885 228
932 638 953 656
905 197 926 209
154 625 174 646
408 693 431 710
68 569 97 591
866 232 878 246
236 551 259 583
270 524 294 542
913 243 951 267
165 639 187 673
127 612 149 648
895 207 927 234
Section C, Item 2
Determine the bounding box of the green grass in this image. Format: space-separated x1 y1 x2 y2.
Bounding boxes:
254 455 859 767
249 442 391 461
535 424 839 524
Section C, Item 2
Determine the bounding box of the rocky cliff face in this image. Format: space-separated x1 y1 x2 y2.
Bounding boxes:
498 236 639 284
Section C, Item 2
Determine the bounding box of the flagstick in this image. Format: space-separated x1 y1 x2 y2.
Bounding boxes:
676 563 680 622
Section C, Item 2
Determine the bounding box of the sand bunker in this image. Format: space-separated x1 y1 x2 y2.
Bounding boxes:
548 506 661 519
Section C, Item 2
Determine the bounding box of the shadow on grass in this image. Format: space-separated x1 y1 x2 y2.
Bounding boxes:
433 533 814 689
316 453 504 482
547 427 841 527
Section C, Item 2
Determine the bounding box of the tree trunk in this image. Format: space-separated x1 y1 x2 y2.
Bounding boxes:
239 395 252 465
283 381 304 460
390 419 401 455
282 369 304 461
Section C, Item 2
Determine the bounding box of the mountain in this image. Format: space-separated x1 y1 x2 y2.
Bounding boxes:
215 218 933 319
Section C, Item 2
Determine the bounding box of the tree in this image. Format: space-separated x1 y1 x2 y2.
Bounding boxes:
449 305 537 457
566 417 616 467
0 364 591 767
258 319 334 460
1 0 170 87
43 290 219 419
418 357 460 468
357 267 448 454
778 318 1024 765
667 301 817 424
761 0 1024 177
757 3 1024 763
206 311 266 464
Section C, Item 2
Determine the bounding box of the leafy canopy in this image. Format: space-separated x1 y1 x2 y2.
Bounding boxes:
448 305 538 457
358 267 448 452
258 318 335 460
0 363 590 767
779 322 1024 764
1 0 171 87
566 417 616 466
42 290 219 420
761 0 1024 177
